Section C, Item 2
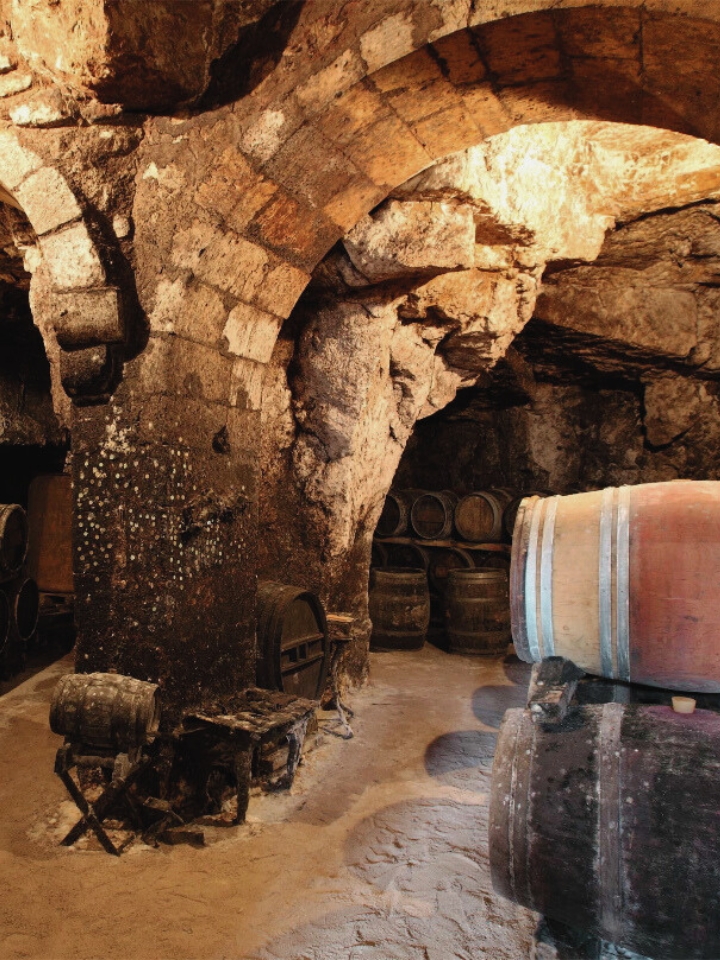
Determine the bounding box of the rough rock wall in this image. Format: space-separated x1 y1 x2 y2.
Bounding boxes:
399 202 720 499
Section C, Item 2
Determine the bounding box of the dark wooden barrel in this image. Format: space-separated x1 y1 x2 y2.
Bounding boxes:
26 474 73 594
371 540 387 568
383 541 430 571
0 504 28 583
256 581 330 700
410 490 458 540
50 672 161 750
490 702 720 958
446 569 510 656
369 567 430 651
2 576 40 641
427 546 474 597
454 490 510 542
511 481 720 692
376 490 413 538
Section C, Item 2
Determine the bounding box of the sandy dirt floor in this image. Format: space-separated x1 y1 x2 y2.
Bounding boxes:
0 643 537 960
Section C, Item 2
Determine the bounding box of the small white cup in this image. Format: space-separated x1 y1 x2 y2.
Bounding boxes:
671 696 696 715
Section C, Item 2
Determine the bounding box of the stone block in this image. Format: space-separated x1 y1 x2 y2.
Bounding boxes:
0 131 42 190
251 189 339 268
173 282 227 346
343 200 476 282
223 301 282 364
193 146 277 231
431 30 488 86
16 166 81 236
194 231 270 303
295 48 365 114
9 88 74 127
40 222 105 291
360 11 415 74
497 81 578 126
411 103 484 157
475 12 561 85
571 58 642 125
315 83 392 151
322 178 387 232
556 7 641 60
370 46 442 96
263 123 364 212
461 84 513 137
253 261 310 318
136 336 234 406
60 344 120 403
230 356 266 410
343 114 433 189
54 287 124 349
0 72 31 98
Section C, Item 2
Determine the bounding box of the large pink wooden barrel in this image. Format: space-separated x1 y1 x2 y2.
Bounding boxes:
490 702 720 958
511 481 720 692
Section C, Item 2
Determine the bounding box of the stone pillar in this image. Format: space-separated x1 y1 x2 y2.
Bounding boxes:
72 340 259 724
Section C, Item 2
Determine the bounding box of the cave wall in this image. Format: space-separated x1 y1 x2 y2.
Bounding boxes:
397 203 720 501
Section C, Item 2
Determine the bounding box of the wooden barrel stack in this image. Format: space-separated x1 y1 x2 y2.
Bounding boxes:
491 479 720 956
371 486 535 654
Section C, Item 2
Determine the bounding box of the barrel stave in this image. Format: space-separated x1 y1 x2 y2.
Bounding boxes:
447 569 511 656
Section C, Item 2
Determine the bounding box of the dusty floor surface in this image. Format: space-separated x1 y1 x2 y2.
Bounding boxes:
0 644 537 960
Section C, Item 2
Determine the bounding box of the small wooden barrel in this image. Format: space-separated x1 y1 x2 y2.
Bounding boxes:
446 569 510 656
410 491 458 540
454 491 510 542
490 702 720 958
50 672 161 750
26 475 73 594
427 546 474 597
2 576 39 641
369 567 430 651
376 490 413 538
383 541 430 571
256 581 330 700
0 504 28 583
371 540 387 568
511 481 720 692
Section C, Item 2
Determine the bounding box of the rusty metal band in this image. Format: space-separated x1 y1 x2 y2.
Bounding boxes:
599 487 615 677
616 486 631 683
539 495 559 659
597 702 625 944
525 497 543 661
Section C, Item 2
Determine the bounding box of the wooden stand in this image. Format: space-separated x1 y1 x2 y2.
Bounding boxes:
54 742 151 856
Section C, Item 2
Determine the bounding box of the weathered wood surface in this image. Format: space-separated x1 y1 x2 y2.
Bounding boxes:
490 702 720 958
410 490 458 540
369 568 430 651
1 576 39 641
376 490 412 538
446 569 511 656
511 481 720 692
455 490 511 542
0 503 27 583
50 672 161 751
26 475 74 594
427 546 474 597
256 581 330 701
